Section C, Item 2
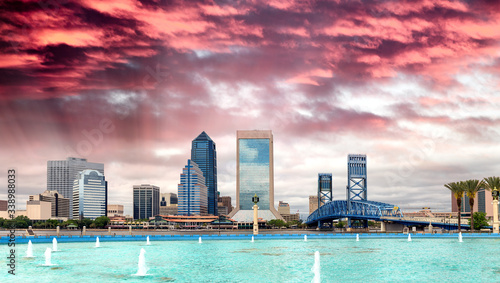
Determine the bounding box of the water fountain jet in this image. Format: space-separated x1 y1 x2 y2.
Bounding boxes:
25 240 34 258
52 238 58 252
251 236 254 243
146 236 151 245
304 235 308 241
134 248 148 276
199 237 202 244
408 234 412 242
458 232 463 242
44 248 53 266
311 251 320 283
356 234 359 242
95 237 100 248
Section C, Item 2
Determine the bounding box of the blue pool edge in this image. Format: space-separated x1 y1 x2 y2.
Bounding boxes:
2 232 500 244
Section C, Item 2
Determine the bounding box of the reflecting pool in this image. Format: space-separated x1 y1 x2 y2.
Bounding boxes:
2 237 499 282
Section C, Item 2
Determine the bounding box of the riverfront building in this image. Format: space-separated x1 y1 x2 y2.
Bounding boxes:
72 170 108 219
309 195 319 215
282 213 300 222
0 200 7 211
47 157 104 217
26 200 52 220
107 204 124 217
178 160 208 216
218 195 233 216
191 131 218 216
133 184 160 220
29 190 70 218
278 201 301 223
160 193 178 215
278 201 291 215
228 130 283 222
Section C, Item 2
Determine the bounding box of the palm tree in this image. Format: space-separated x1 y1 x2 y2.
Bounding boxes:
445 181 465 233
482 176 500 196
463 179 484 232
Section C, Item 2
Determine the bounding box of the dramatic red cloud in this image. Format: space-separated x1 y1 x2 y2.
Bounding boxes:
1 0 499 99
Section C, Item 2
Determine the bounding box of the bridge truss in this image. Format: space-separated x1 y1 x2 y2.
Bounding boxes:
306 200 404 226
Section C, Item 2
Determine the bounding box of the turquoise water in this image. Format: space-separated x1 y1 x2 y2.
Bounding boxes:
2 238 500 282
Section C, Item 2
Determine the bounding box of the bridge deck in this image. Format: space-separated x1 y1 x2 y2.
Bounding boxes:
306 200 475 229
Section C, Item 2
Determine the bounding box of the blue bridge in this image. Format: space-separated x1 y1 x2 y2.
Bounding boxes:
307 155 474 230
306 200 471 230
306 200 403 225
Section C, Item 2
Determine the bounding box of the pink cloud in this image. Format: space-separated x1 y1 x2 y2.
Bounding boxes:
83 0 138 14
0 54 40 68
448 19 500 39
200 3 243 16
394 50 432 66
36 28 104 46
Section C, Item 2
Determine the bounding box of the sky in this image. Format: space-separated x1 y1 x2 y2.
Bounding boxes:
1 0 500 218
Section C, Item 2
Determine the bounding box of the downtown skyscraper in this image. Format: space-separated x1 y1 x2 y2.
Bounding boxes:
191 131 218 215
178 160 208 216
133 184 160 220
228 130 283 222
47 157 104 218
72 169 108 219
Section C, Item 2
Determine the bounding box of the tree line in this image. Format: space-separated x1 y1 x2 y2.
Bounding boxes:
0 216 110 229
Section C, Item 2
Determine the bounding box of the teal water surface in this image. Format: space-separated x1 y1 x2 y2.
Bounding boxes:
1 238 500 282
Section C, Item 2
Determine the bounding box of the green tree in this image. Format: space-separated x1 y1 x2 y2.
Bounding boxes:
75 218 93 229
469 212 489 230
287 220 302 227
14 215 31 228
335 221 345 228
3 219 15 229
45 219 60 229
445 181 465 233
463 179 483 231
267 219 286 228
93 216 110 228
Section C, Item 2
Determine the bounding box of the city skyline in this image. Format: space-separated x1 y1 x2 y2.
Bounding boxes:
1 1 500 217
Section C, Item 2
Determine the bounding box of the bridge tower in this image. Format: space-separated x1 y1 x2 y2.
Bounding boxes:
318 173 333 207
346 154 367 228
317 173 333 227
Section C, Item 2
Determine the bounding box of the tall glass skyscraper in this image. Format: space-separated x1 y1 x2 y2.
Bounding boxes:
48 157 104 218
178 160 208 216
191 131 218 215
228 130 283 222
133 184 160 220
72 169 107 219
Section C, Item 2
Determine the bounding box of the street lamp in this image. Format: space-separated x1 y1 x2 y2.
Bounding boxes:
492 189 499 233
252 193 259 235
